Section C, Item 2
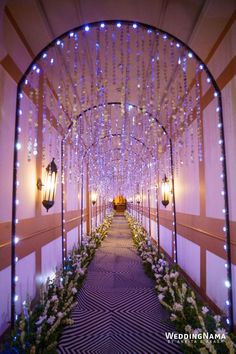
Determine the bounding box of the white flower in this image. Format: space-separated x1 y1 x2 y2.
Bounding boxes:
154 273 162 279
35 315 46 326
170 271 179 279
185 325 192 332
187 297 194 304
193 328 201 335
202 306 209 315
170 314 177 321
47 316 55 325
158 294 165 301
173 303 183 312
57 312 63 318
157 286 168 292
50 295 58 302
71 287 77 294
158 266 163 272
215 328 227 336
214 315 221 323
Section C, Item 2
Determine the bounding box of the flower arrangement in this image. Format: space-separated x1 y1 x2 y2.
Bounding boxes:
125 211 236 354
4 212 114 354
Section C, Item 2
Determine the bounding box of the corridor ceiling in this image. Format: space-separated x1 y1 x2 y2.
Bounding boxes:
3 0 235 197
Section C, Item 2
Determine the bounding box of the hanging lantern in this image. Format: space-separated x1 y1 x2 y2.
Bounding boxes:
136 193 141 204
161 175 170 207
37 158 58 212
91 191 97 205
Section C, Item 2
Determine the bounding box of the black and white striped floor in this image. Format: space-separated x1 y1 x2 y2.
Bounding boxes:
58 214 183 354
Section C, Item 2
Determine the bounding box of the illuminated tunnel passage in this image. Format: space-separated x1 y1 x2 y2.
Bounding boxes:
2 14 234 354
58 213 182 353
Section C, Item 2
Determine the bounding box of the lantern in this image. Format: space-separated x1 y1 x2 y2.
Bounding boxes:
38 158 58 212
161 174 170 207
136 193 141 204
91 191 97 205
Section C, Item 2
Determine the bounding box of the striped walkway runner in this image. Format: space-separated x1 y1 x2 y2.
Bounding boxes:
58 213 182 354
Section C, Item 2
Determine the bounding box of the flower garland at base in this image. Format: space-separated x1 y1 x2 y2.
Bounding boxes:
125 211 236 354
4 212 114 354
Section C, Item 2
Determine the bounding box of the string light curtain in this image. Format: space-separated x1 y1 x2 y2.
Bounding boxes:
12 21 233 330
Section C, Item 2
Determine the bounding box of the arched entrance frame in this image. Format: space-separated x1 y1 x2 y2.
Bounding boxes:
11 20 233 331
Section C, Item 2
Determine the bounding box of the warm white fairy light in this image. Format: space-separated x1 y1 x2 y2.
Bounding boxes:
14 237 19 244
225 280 231 288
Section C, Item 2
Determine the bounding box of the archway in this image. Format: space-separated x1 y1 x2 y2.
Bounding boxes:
11 20 233 330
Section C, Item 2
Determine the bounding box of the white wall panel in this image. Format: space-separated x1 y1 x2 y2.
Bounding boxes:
41 237 62 283
15 252 36 313
160 225 172 257
151 219 157 241
231 263 236 323
67 227 78 252
177 234 200 286
0 266 11 336
206 251 228 312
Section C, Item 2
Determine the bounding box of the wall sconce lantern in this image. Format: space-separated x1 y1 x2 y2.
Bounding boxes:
37 158 58 212
136 193 141 204
161 174 170 207
91 191 97 205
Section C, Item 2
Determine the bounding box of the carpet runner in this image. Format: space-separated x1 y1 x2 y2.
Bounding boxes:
58 214 182 353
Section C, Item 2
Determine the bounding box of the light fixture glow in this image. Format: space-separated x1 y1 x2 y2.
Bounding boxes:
161 175 170 207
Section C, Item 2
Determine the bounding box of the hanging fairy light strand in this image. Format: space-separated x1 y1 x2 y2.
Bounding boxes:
10 20 233 331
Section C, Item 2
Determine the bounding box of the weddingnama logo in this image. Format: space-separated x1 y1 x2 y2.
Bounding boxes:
165 332 226 343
